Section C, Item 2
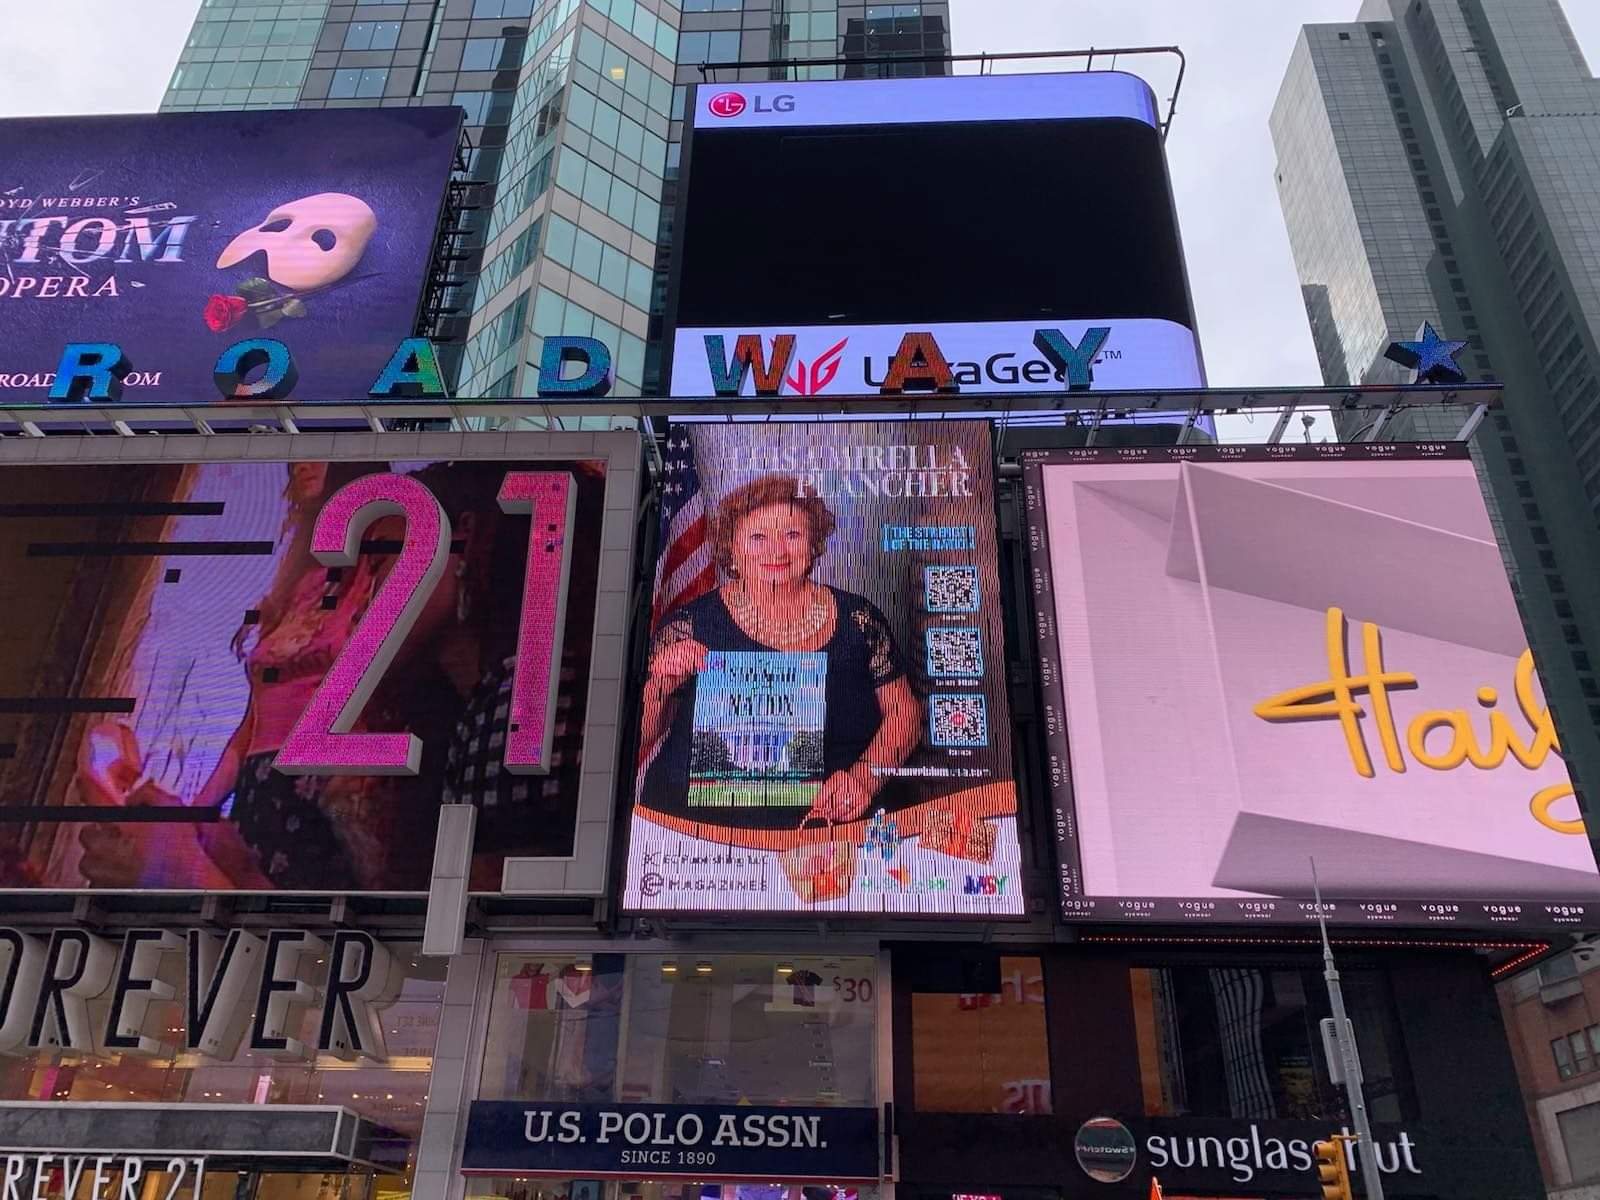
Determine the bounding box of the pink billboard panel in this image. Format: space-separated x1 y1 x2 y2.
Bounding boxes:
1024 443 1597 930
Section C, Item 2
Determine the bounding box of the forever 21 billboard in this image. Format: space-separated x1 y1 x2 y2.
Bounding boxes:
0 433 638 894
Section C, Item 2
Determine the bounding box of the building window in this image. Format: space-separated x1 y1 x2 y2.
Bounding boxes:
684 0 744 9
1131 964 1416 1122
1553 1027 1600 1080
454 89 516 127
478 954 877 1106
910 955 1051 1114
343 20 400 51
328 66 389 98
462 35 522 70
678 29 742 63
472 0 535 17
1560 1101 1600 1182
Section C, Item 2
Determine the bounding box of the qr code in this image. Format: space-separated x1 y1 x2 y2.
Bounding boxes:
926 627 983 678
925 565 980 612
930 694 989 747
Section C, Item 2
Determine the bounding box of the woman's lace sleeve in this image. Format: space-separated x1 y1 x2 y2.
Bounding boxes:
852 601 906 686
649 612 694 661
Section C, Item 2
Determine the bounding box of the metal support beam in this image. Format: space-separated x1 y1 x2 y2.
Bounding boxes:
1084 401 1109 447
1175 400 1203 445
1364 405 1399 442
1457 402 1489 443
1267 398 1298 445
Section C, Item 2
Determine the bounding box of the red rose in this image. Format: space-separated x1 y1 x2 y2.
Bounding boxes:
204 293 248 332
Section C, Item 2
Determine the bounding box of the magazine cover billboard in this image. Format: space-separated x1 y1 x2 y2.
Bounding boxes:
623 421 1022 915
1025 443 1598 929
0 435 637 893
0 108 460 403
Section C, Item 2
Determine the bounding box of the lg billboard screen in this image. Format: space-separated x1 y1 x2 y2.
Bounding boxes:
0 437 635 893
668 73 1202 398
1025 444 1598 929
623 421 1023 915
0 108 460 404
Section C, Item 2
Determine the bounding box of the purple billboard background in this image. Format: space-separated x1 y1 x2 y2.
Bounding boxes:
0 108 460 404
1024 442 1600 931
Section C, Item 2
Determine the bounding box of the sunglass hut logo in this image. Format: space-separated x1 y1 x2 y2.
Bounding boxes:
708 92 795 117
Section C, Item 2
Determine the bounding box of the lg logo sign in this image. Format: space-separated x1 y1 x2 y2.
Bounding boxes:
707 92 796 117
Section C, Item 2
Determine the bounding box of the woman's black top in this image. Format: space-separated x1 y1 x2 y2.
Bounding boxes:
642 585 906 829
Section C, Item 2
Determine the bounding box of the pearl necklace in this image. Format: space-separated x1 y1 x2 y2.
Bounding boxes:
727 584 830 644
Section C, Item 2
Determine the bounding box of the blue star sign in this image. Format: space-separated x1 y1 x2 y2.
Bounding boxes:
1384 322 1468 384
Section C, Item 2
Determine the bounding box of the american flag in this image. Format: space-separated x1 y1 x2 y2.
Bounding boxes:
651 427 717 629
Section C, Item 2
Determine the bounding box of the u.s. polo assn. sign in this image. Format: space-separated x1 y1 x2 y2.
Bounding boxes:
461 1102 880 1181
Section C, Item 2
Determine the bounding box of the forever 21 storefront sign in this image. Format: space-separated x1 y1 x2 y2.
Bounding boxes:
462 1102 880 1181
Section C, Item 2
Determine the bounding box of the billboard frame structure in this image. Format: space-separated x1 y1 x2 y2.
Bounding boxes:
0 428 642 903
0 381 1502 444
660 67 1202 399
0 107 466 407
1022 440 1597 932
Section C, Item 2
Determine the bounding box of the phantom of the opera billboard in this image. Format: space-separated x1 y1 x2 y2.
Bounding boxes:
1025 443 1598 929
0 108 460 403
0 433 638 893
623 421 1022 915
668 73 1203 399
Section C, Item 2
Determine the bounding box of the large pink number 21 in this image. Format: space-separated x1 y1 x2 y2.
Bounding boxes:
497 471 576 773
275 469 574 777
276 473 449 775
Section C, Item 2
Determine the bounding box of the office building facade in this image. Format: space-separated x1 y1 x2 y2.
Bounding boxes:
1500 947 1600 1197
645 2 952 385
162 0 678 398
161 1 951 399
1270 0 1600 865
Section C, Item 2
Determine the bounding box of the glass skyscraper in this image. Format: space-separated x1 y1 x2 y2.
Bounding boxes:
1271 0 1600 856
160 0 951 398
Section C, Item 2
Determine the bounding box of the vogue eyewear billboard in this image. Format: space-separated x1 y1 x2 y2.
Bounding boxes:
1025 444 1598 928
0 431 639 893
0 108 460 403
623 421 1022 915
668 73 1204 397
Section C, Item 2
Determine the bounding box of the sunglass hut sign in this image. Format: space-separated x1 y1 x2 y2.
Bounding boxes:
0 927 398 1061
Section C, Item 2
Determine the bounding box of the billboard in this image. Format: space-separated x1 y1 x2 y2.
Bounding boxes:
667 73 1203 398
0 433 639 893
1025 443 1599 929
0 108 460 404
623 421 1022 914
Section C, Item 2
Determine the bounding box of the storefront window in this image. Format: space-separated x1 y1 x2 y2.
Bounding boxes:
1130 964 1417 1122
478 954 877 1107
479 954 627 1101
0 941 443 1195
910 955 1051 1114
470 956 879 1200
622 955 876 1107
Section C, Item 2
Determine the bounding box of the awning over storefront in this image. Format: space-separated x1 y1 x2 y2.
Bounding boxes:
0 1103 408 1173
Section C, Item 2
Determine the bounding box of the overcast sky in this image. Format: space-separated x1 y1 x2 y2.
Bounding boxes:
3 0 1598 388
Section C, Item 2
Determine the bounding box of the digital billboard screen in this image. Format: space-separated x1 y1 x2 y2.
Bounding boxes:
623 421 1022 914
1025 444 1598 929
0 437 634 893
0 108 460 404
668 73 1203 398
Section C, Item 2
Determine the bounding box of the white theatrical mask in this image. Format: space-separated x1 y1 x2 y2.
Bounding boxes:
216 192 377 291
